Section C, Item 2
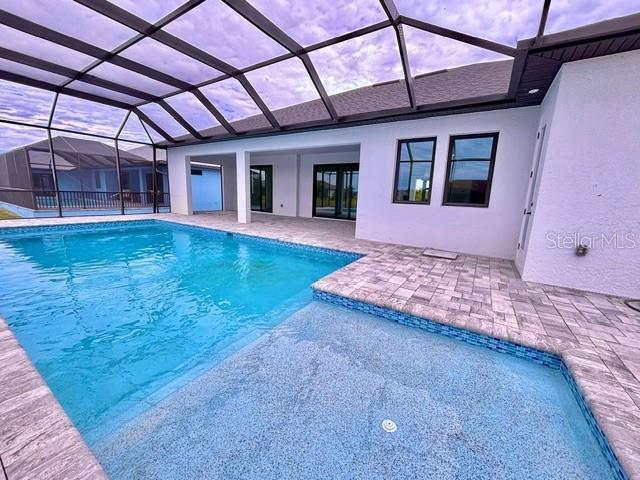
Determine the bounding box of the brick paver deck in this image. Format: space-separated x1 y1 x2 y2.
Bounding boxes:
0 212 638 479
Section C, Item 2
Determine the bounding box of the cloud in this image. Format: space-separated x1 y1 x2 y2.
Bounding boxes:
2 0 135 51
395 0 543 46
309 28 404 95
245 57 320 109
247 0 388 46
0 0 638 148
119 37 222 85
200 79 263 122
545 0 640 33
50 94 128 137
138 103 188 137
163 0 287 68
0 80 54 127
0 122 49 153
165 92 220 131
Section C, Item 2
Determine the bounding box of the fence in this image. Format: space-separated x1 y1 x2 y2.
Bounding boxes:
0 188 170 213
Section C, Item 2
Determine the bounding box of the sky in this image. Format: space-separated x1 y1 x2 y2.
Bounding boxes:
0 0 638 152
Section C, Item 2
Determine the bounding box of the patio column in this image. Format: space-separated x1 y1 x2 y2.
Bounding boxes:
167 152 192 215
236 151 251 224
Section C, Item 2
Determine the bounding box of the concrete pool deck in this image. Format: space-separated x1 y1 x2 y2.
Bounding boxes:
0 212 639 479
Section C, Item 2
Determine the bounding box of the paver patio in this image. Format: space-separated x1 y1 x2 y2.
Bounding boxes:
0 212 638 479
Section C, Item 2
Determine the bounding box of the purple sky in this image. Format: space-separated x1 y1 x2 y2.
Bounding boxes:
0 0 638 151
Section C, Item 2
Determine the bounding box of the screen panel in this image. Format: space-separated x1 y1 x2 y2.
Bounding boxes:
163 0 287 68
0 24 97 71
48 131 122 215
247 0 387 46
395 0 541 46
119 113 153 143
404 26 509 77
1 0 137 51
0 123 58 216
309 28 404 96
245 58 321 110
138 102 189 138
106 0 187 23
89 62 178 97
164 92 219 132
0 59 68 86
545 0 639 34
66 81 145 106
51 95 128 137
116 140 162 213
0 80 56 126
118 37 221 84
199 78 267 128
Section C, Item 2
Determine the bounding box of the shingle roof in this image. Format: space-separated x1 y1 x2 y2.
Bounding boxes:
196 60 513 141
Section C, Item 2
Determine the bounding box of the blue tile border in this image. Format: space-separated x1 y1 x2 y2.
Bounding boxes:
0 220 157 237
159 220 363 261
313 289 627 480
0 219 363 262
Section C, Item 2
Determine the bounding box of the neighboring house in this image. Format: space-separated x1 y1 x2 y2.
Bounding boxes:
0 136 168 215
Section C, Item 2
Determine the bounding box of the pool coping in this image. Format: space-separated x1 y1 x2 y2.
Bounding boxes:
0 216 637 479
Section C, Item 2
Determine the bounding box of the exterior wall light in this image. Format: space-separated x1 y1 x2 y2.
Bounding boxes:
528 88 540 94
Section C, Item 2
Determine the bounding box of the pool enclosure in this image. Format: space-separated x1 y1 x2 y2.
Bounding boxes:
1 0 638 218
0 0 638 298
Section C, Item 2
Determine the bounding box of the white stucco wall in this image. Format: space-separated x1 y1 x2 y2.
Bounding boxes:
355 108 539 258
168 106 539 258
250 152 298 216
517 50 640 298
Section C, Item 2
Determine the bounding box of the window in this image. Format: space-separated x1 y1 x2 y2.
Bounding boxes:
443 133 498 207
94 172 101 189
250 165 272 213
32 172 55 191
393 137 436 204
120 171 131 190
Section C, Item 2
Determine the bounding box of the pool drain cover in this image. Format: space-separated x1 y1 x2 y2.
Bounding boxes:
382 419 397 433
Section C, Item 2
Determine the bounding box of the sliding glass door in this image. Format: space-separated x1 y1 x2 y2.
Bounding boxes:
313 164 358 220
250 165 272 212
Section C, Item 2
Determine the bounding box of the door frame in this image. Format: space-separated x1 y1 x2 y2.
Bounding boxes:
250 164 273 213
312 163 359 220
518 125 547 250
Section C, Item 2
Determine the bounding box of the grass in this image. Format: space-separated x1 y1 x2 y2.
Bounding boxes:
0 209 20 220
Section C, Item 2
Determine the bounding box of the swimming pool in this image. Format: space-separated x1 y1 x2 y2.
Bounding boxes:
0 220 356 439
0 220 620 479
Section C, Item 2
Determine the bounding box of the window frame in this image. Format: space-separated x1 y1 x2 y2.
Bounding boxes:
442 132 499 208
392 136 437 205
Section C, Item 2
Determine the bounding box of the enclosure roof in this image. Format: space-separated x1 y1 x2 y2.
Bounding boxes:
16 135 150 169
0 1 639 147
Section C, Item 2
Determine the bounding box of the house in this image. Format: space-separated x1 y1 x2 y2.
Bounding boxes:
0 136 169 216
165 51 639 300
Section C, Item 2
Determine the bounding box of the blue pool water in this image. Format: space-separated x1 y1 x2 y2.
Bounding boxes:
0 221 355 439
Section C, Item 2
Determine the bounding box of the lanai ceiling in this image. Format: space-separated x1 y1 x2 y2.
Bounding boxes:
0 0 639 147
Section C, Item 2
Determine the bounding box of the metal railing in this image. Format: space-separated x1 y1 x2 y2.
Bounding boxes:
0 188 170 211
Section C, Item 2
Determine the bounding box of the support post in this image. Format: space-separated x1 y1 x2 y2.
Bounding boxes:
46 130 63 218
167 152 192 215
114 139 125 215
152 146 157 213
236 151 251 224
